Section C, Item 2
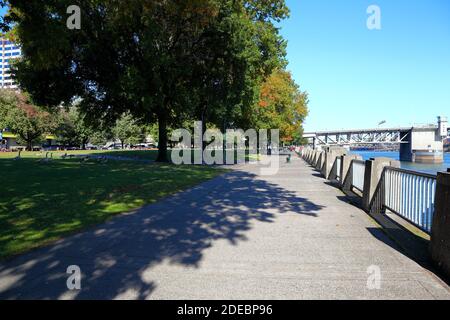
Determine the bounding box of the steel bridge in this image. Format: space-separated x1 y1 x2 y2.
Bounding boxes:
303 116 449 163
303 127 416 146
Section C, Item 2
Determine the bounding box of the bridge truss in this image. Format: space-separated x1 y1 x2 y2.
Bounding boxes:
304 127 413 146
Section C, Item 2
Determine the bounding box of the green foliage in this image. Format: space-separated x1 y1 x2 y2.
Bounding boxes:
0 89 57 149
89 130 112 147
144 123 159 144
6 0 290 161
0 90 16 129
112 112 143 148
57 106 94 148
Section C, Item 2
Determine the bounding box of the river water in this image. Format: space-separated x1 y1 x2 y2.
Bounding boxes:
350 151 450 175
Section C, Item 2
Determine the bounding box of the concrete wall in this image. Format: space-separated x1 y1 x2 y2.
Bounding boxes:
411 130 442 151
401 128 445 164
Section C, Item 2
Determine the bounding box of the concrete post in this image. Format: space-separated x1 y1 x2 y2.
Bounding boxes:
311 150 317 165
340 154 362 190
314 151 320 168
362 157 400 211
315 151 324 170
312 150 318 166
321 147 347 179
430 171 450 279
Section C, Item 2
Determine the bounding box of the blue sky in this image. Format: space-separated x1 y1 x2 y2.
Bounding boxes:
279 0 450 131
2 2 450 132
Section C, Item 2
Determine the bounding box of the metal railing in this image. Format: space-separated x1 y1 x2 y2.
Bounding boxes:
370 167 437 233
351 160 365 192
302 148 440 234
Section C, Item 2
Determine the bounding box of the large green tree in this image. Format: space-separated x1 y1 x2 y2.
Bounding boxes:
112 112 143 149
187 2 288 139
3 0 289 162
57 106 94 149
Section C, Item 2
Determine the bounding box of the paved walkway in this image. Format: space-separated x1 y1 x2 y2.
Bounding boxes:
1 156 449 299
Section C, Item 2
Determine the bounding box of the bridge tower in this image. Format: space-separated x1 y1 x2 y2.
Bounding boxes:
399 116 447 164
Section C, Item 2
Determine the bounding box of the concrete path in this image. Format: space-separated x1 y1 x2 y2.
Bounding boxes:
0 156 449 299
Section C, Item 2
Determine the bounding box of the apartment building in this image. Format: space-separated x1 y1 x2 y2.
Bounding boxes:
0 37 21 89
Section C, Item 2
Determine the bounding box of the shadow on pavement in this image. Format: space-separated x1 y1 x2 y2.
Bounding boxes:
0 170 324 299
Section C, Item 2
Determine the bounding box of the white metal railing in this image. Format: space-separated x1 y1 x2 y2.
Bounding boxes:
379 167 436 233
302 148 439 234
351 160 365 192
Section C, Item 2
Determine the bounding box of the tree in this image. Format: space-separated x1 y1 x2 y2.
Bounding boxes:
89 130 112 147
0 89 15 130
251 69 308 144
292 126 308 146
112 112 143 149
174 1 289 158
0 90 57 150
57 106 94 149
146 123 159 145
5 0 289 162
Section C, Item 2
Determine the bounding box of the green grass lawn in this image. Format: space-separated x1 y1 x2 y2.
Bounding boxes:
0 151 227 259
0 149 261 162
0 149 160 161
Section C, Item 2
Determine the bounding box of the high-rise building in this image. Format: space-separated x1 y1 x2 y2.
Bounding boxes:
0 37 21 89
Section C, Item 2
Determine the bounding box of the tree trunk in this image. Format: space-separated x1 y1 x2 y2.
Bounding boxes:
222 118 226 161
200 102 208 164
82 138 89 150
121 140 124 150
156 114 169 162
201 118 207 151
27 140 32 151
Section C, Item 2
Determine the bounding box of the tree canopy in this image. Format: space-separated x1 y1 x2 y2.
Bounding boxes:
112 112 143 149
56 105 95 149
252 69 308 143
3 0 291 160
0 90 57 150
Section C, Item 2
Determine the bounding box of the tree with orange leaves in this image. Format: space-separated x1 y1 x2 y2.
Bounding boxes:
251 69 308 144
